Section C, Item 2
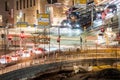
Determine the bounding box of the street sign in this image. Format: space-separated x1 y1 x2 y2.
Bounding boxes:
74 0 87 4
74 0 87 9
0 15 2 26
16 22 28 27
37 14 50 26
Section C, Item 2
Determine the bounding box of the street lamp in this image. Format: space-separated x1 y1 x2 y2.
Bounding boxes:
1 31 5 50
95 40 98 66
57 22 61 54
86 2 95 30
7 35 13 49
80 36 82 50
118 12 120 35
3 24 9 55
83 26 87 50
91 4 94 30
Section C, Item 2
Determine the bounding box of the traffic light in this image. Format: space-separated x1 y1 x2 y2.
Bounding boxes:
80 37 82 43
1 34 5 38
117 32 120 38
20 31 25 39
100 27 105 32
57 35 61 43
8 35 12 40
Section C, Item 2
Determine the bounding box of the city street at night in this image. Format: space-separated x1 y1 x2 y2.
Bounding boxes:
0 0 120 80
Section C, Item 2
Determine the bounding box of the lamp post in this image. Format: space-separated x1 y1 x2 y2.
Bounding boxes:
115 44 118 69
4 23 13 50
1 33 4 50
84 26 87 50
118 11 120 36
8 35 12 49
20 31 25 50
47 0 53 57
95 40 98 66
80 36 82 50
57 25 61 54
87 2 94 30
91 5 94 30
17 11 23 50
3 25 9 55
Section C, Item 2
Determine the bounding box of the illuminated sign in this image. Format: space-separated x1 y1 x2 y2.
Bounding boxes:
0 15 2 26
16 22 28 27
74 0 94 4
74 0 87 4
94 0 108 5
37 14 50 26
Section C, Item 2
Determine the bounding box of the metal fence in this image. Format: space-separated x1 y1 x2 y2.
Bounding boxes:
0 48 120 80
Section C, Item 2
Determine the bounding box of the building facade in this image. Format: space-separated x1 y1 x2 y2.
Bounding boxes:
0 0 14 27
13 0 73 27
1 0 95 27
14 0 47 27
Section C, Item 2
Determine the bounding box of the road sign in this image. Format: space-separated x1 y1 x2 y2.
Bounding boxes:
74 0 87 4
0 15 2 26
74 0 87 9
37 14 50 26
16 22 28 27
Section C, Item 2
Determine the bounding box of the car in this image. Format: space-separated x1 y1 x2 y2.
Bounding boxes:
10 54 20 61
21 50 31 58
33 48 46 54
0 55 12 64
